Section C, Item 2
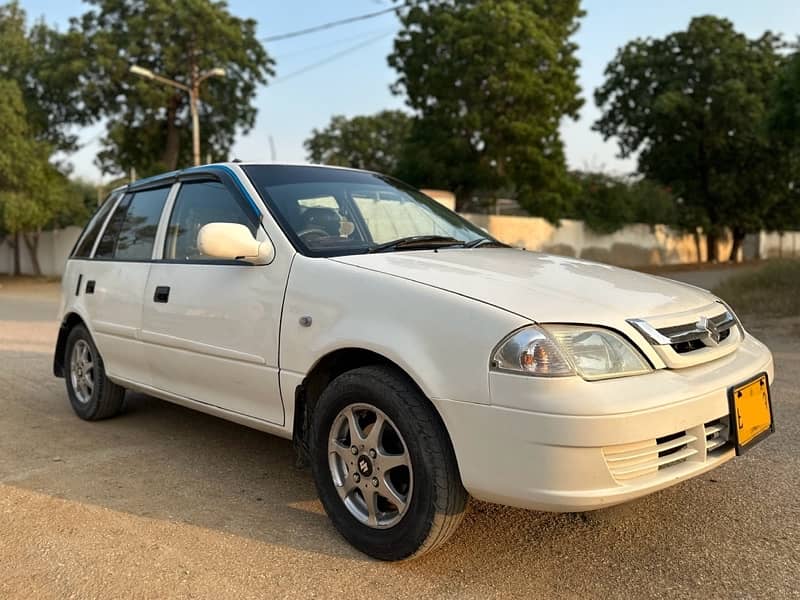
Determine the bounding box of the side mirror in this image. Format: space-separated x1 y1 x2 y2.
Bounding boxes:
197 223 275 265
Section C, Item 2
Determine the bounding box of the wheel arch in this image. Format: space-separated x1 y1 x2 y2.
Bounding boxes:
53 312 88 377
291 347 455 468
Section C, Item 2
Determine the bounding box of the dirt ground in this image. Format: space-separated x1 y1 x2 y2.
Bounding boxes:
0 277 798 599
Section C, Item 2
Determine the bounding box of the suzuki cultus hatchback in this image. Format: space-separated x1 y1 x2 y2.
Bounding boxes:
55 163 775 560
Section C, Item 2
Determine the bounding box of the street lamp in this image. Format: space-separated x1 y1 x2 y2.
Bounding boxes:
129 64 226 167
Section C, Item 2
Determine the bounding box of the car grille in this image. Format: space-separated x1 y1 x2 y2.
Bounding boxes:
657 311 735 354
627 301 743 368
603 416 732 484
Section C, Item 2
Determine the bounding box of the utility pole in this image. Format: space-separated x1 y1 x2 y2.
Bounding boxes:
129 64 226 166
269 135 277 162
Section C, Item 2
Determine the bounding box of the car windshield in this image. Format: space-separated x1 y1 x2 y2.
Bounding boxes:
242 165 491 257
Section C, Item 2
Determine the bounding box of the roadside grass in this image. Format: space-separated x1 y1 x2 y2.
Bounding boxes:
712 260 800 317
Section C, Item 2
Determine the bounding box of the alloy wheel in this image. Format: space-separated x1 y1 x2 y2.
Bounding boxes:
327 403 413 529
69 339 94 404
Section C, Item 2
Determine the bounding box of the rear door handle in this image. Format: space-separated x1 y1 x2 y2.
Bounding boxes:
153 286 170 303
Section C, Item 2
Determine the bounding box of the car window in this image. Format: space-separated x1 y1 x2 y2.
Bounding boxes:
113 187 171 260
94 194 133 259
163 181 258 261
72 191 121 258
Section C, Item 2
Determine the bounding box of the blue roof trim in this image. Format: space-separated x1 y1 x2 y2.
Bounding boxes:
181 164 261 218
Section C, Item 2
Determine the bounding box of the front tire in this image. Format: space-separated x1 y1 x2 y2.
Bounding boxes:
64 324 125 421
310 365 468 560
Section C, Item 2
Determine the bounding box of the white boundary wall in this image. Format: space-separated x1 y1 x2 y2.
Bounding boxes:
0 221 796 277
0 227 82 277
462 214 731 267
758 231 800 259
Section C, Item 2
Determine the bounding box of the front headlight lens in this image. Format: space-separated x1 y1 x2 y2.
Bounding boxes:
491 327 574 377
542 325 652 380
492 325 652 380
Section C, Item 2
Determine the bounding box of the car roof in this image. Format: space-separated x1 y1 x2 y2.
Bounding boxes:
122 162 375 193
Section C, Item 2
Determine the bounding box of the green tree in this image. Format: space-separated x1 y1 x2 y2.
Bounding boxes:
0 3 96 275
768 50 800 231
0 78 76 276
304 111 411 174
0 2 90 150
568 172 678 234
72 0 274 176
389 0 583 212
594 17 786 261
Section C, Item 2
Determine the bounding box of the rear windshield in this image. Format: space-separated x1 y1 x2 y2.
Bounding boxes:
242 165 487 257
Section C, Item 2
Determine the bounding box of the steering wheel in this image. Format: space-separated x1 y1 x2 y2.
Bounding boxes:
298 227 332 243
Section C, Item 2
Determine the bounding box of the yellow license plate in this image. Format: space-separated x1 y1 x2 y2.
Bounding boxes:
728 373 773 454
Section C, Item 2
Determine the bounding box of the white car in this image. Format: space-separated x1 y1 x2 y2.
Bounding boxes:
54 163 775 560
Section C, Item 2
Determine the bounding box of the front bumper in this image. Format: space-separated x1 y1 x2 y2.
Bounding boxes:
433 334 774 512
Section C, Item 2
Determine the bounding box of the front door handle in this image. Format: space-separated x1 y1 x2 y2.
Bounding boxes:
153 286 170 303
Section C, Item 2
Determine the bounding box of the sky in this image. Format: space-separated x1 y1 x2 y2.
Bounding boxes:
18 0 800 184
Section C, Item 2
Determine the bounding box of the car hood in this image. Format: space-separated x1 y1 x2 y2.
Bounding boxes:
331 249 714 325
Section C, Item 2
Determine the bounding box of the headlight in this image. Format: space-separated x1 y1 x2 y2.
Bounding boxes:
491 327 574 377
491 325 652 381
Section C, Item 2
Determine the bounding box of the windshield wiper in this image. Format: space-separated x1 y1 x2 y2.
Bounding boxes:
463 237 509 248
368 235 465 253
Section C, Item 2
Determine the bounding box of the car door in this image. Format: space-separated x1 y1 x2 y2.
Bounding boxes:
79 186 172 385
140 177 288 425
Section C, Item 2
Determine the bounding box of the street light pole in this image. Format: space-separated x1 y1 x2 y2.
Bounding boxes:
129 64 226 167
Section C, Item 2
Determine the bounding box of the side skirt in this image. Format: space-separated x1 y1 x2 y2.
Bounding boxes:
109 375 294 441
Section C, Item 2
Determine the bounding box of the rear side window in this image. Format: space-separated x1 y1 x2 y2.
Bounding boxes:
95 187 170 260
163 181 258 261
114 187 170 260
71 192 121 258
94 194 132 258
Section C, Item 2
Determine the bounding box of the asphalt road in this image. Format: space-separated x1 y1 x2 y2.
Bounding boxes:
1 278 798 599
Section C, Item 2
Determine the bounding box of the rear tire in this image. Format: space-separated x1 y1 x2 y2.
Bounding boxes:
310 365 468 560
64 324 125 421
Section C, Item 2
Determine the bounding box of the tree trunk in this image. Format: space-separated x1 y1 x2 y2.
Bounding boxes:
728 228 745 263
706 231 718 263
12 232 20 276
161 94 182 170
693 229 703 263
22 230 41 277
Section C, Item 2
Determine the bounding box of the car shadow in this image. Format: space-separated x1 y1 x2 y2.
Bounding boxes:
3 375 605 568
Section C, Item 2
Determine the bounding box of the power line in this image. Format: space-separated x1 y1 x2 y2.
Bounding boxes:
273 27 390 61
262 6 398 43
271 31 393 85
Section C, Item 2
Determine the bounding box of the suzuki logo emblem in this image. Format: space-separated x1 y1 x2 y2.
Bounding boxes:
697 316 721 346
357 455 373 476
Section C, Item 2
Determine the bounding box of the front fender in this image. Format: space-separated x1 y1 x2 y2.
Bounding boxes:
279 256 527 405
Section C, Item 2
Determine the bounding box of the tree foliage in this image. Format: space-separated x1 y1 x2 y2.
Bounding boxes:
389 0 583 211
72 0 274 176
594 16 786 260
767 50 800 231
0 2 90 151
568 172 678 234
0 78 81 274
304 111 411 174
0 3 95 275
